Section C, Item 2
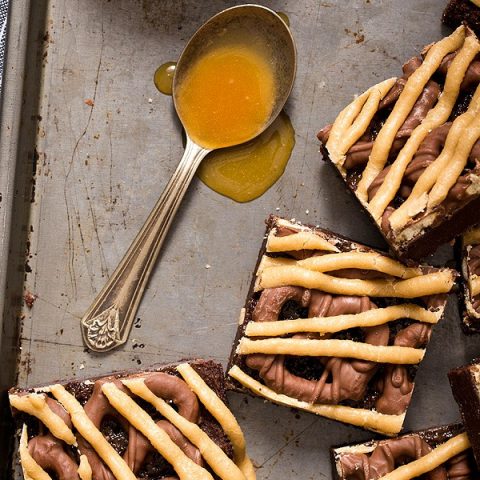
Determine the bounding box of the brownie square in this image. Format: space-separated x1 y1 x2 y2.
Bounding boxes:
331 423 475 479
318 26 480 261
449 360 480 468
444 0 480 38
227 216 455 435
9 359 255 480
458 226 480 333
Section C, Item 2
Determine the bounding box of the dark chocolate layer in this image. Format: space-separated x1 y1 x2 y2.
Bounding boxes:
449 360 480 469
444 0 480 37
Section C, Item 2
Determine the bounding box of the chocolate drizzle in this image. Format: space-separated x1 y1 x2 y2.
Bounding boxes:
318 44 480 239
338 434 473 479
15 361 233 480
243 281 432 414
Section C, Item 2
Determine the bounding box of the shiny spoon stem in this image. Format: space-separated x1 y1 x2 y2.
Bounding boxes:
80 137 210 352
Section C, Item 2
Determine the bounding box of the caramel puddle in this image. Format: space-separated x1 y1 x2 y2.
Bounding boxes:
154 31 294 203
154 62 176 95
276 11 290 26
197 111 295 203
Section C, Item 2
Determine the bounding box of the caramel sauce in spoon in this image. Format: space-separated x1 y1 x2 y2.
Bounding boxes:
153 11 294 202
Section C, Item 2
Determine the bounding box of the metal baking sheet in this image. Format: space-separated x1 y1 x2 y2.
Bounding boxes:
1 0 479 478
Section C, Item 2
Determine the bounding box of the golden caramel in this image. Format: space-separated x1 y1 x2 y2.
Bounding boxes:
176 44 276 149
197 111 294 202
154 62 176 95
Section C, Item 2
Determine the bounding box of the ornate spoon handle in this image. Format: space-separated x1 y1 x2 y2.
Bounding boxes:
81 137 210 352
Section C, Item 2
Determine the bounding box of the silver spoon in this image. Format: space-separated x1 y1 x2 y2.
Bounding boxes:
80 4 296 352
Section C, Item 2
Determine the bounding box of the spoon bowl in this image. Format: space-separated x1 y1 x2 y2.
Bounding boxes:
173 4 296 148
80 5 297 352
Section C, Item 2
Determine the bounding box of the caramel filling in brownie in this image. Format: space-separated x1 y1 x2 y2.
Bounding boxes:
228 217 455 435
318 26 480 255
332 424 475 480
9 360 255 480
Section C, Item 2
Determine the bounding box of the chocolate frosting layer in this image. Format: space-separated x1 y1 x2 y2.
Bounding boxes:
338 434 473 479
244 277 431 414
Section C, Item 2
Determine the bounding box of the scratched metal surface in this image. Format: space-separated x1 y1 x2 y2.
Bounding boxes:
2 0 480 478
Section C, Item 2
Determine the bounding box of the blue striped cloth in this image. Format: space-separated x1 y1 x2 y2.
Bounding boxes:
0 0 8 95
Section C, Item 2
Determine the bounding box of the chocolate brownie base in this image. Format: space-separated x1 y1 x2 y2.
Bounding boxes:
10 359 237 480
456 228 480 333
321 144 480 262
227 216 389 394
331 423 475 479
444 0 480 37
449 360 480 468
228 216 454 434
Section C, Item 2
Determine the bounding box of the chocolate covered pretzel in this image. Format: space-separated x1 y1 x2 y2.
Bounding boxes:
331 423 476 479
